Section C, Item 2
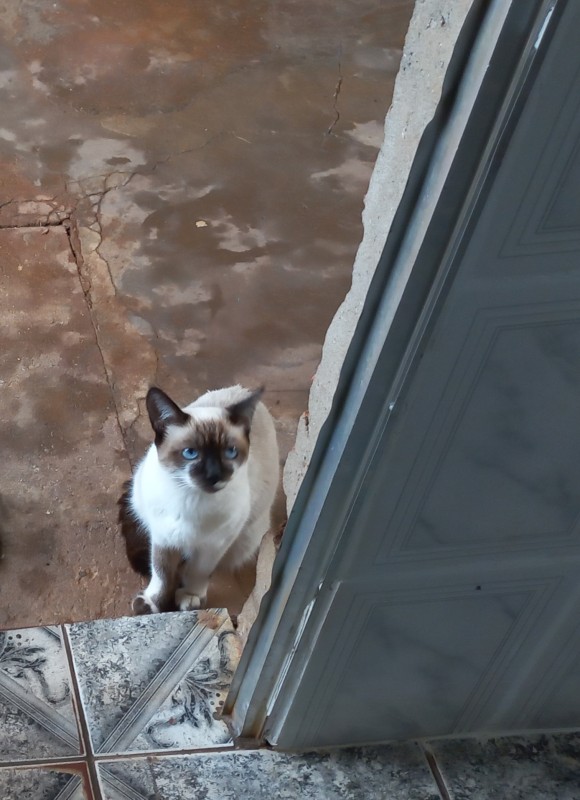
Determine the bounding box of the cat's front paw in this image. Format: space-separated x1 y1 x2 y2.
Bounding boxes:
132 592 159 615
175 589 204 611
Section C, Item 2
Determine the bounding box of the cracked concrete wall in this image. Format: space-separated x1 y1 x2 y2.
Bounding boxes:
283 0 476 510
237 0 477 640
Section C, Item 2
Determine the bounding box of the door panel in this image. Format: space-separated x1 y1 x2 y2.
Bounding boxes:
234 1 580 749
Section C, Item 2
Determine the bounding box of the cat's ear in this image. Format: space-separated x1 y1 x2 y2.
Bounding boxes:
146 387 188 439
227 387 264 432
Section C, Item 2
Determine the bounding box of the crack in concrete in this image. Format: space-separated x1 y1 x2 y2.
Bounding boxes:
91 176 138 297
146 131 230 175
65 170 141 297
63 218 93 307
123 321 161 465
2 141 226 469
0 212 132 469
0 200 71 229
0 220 63 230
63 217 133 471
326 51 344 137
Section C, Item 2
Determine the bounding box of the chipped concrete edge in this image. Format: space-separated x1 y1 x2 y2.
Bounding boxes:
282 0 477 512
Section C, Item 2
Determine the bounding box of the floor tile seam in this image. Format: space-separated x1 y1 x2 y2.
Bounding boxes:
419 743 452 800
61 625 103 800
0 757 90 770
91 743 240 762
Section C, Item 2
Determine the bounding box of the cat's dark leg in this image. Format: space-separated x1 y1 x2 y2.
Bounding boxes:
118 482 151 577
133 546 181 615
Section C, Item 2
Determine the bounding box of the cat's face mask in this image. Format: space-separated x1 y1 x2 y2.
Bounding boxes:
145 386 261 493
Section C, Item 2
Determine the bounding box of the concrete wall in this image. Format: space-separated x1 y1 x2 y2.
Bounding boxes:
238 0 477 640
283 0 476 511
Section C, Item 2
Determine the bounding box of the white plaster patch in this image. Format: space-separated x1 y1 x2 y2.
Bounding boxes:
147 49 193 70
311 157 374 193
0 128 16 142
100 188 150 226
23 118 47 128
235 343 322 389
28 60 50 95
210 213 269 253
171 328 207 357
278 72 294 91
353 46 402 72
73 64 98 85
151 281 213 306
128 315 155 337
316 239 355 257
0 69 17 89
101 115 157 138
61 331 83 346
14 393 36 429
68 138 147 180
157 182 217 203
346 120 384 149
17 200 53 215
231 255 271 275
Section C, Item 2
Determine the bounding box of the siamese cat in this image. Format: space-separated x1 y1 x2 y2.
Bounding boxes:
119 385 279 614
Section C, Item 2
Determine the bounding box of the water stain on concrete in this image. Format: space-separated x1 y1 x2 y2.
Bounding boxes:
0 0 414 626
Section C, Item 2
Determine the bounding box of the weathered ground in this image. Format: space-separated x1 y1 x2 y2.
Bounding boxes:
0 0 413 627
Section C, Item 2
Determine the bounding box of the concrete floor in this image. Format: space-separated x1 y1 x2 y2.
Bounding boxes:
0 0 413 628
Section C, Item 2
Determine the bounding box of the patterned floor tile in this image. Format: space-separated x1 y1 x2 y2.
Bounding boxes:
0 627 81 762
0 765 91 799
67 610 240 756
97 745 440 800
429 732 580 799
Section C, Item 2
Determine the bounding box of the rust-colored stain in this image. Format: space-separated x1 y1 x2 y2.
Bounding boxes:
0 0 414 628
196 609 225 630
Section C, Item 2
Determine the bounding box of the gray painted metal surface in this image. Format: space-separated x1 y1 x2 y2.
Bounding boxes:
227 0 580 749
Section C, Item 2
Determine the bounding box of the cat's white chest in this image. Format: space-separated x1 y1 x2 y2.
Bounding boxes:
159 486 250 552
131 446 251 553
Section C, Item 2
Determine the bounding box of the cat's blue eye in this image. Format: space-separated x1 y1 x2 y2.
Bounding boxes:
224 446 238 459
182 448 200 461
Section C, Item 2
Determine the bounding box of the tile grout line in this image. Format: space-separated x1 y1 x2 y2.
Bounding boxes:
61 624 103 800
0 741 239 771
420 744 452 800
92 743 240 763
0 757 89 771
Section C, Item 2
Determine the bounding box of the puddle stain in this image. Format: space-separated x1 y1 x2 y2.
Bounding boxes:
0 0 415 627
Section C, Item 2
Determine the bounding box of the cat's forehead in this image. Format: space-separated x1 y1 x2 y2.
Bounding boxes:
188 405 226 423
159 409 247 455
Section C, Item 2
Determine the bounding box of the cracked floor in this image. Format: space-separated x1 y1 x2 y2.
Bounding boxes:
0 0 413 627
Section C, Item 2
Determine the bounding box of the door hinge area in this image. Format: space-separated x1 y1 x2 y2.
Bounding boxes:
264 590 319 719
263 580 340 744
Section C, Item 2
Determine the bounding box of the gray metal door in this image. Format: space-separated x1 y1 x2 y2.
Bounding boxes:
226 0 580 749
